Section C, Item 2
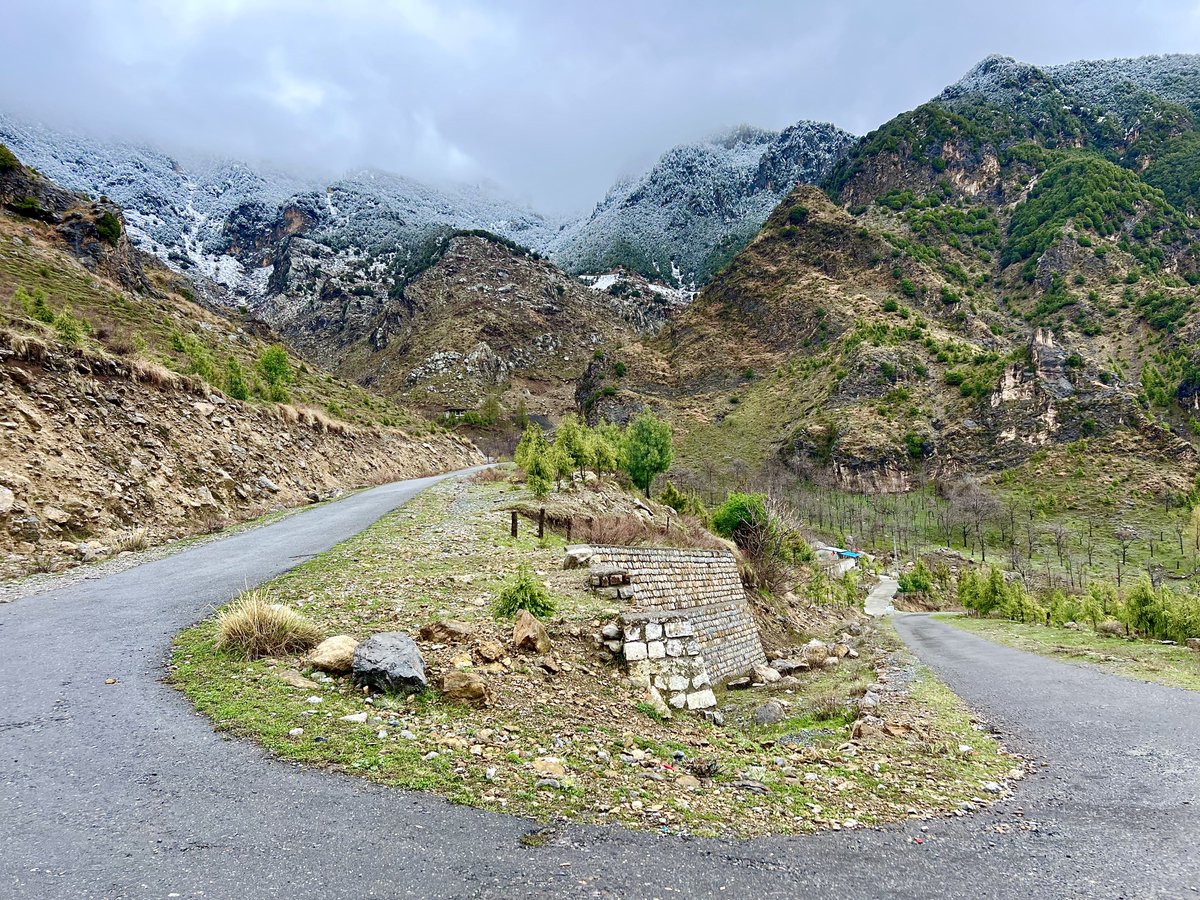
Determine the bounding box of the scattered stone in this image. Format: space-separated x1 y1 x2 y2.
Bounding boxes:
351 633 428 694
532 757 566 778
43 505 72 526
727 676 752 690
340 712 369 724
513 609 551 654
450 652 473 669
769 658 808 676
859 691 881 712
801 640 828 666
475 639 505 662
675 774 701 790
0 486 13 516
645 685 672 719
982 781 1003 795
288 727 304 737
441 670 491 707
276 669 320 690
600 622 621 640
1187 638 1200 653
563 546 594 569
256 474 281 493
822 656 840 669
754 700 786 726
419 620 474 643
752 664 781 685
307 635 358 673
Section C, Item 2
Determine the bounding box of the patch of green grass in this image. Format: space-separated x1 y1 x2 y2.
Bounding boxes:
935 614 1200 691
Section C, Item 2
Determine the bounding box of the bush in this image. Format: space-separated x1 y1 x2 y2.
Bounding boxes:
492 564 556 620
787 205 809 225
898 560 933 594
257 344 293 402
224 357 250 400
95 211 122 246
54 309 84 346
0 142 19 172
215 589 323 659
711 492 768 540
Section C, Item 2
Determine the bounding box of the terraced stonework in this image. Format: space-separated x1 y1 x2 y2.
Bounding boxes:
575 545 767 710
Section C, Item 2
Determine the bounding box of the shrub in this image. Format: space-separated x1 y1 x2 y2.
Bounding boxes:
215 589 323 659
224 357 250 400
11 196 43 219
257 344 293 402
0 143 19 172
711 492 768 540
613 361 627 378
95 211 122 246
54 309 84 346
898 559 933 594
492 564 556 620
787 205 809 225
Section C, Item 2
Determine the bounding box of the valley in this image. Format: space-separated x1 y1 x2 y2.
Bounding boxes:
3 36 1200 900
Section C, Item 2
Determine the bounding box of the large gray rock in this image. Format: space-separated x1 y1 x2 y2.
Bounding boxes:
352 633 427 694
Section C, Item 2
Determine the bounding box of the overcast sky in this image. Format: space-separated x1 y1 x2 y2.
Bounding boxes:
2 0 1199 214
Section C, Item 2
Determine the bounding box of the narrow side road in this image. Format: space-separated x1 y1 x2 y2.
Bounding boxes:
864 574 898 616
2 473 1198 898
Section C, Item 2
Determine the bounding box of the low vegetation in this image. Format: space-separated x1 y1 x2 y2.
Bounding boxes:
216 588 324 660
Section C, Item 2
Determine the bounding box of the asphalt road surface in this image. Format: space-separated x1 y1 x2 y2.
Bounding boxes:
2 471 1198 898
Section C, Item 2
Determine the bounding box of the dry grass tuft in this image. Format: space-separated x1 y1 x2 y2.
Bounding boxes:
470 467 510 485
129 358 179 389
112 527 150 553
215 589 324 660
577 515 650 546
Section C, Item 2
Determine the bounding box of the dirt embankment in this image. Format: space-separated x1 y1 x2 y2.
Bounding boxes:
0 330 481 579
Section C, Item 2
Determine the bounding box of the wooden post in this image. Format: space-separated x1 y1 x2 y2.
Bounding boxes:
538 507 545 539
566 518 572 542
510 511 518 538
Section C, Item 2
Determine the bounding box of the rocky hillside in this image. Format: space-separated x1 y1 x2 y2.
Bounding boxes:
0 144 481 578
599 53 1200 504
548 123 855 287
0 113 559 310
268 230 660 418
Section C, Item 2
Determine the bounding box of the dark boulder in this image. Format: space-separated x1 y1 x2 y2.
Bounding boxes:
352 632 427 694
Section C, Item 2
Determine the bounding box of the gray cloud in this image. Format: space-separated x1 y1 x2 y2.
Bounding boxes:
2 0 1198 214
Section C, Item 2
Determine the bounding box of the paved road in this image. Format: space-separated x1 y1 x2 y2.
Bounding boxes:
3 474 1199 899
865 574 898 616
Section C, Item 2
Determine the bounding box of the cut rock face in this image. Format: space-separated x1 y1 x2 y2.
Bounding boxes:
352 633 428 694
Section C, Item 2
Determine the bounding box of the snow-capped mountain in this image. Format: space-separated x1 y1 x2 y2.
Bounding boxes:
0 113 560 307
547 122 856 287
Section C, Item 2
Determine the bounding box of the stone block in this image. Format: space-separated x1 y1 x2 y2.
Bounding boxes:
692 671 710 688
647 641 666 659
644 622 663 641
686 689 717 710
624 641 648 661
664 620 694 638
668 692 688 709
623 624 642 643
667 674 689 692
665 639 684 657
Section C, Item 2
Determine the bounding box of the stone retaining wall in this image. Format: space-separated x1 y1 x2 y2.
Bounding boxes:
578 545 766 685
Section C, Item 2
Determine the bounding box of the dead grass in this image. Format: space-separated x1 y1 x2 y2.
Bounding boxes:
469 467 510 485
112 527 149 553
215 588 324 660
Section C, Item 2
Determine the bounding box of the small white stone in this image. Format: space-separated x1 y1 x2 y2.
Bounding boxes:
288 727 304 737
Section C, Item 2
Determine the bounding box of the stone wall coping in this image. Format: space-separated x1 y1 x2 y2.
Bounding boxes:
584 545 734 560
617 609 693 625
